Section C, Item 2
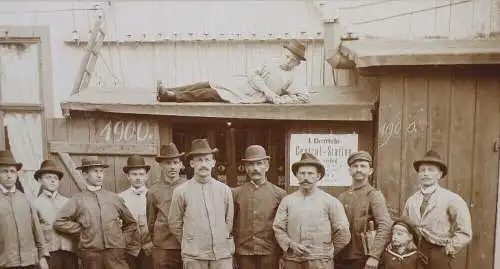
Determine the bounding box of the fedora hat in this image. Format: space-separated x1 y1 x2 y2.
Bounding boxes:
413 150 448 177
35 159 63 180
392 216 420 246
347 150 373 166
186 138 218 159
283 39 306 62
0 150 22 171
291 152 325 179
123 155 151 174
242 145 270 162
76 156 110 170
155 143 185 162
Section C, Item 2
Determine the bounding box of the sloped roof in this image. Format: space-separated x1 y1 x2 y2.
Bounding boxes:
61 86 378 121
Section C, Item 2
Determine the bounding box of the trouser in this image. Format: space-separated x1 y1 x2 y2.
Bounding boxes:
79 248 129 269
334 258 367 269
419 239 458 269
182 257 233 269
127 249 153 269
152 248 183 269
283 259 333 269
159 82 223 102
48 250 79 269
236 254 279 269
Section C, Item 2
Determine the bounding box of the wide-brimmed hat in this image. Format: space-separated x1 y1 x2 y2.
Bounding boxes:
347 150 373 166
155 143 185 162
392 216 420 245
413 150 448 177
35 159 63 180
0 150 22 171
291 152 325 179
283 39 306 62
123 155 151 174
76 156 110 170
242 145 270 162
185 139 218 159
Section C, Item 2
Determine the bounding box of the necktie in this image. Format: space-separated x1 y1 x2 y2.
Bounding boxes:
420 194 431 216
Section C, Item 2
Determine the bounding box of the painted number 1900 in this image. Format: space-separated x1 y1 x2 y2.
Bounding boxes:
98 120 153 142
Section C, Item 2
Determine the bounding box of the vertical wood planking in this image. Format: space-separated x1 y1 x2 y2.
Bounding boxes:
402 76 429 202
376 76 404 217
468 78 500 269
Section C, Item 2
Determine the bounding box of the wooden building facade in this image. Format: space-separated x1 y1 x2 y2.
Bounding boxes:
51 39 500 269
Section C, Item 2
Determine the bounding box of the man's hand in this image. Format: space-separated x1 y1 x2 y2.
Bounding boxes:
39 257 49 269
289 242 310 256
445 244 456 257
365 256 379 269
143 242 154 256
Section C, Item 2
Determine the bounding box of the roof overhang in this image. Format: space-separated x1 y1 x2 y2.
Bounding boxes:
61 86 378 121
338 39 500 68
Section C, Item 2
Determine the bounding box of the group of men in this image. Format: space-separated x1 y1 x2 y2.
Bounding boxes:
0 137 472 269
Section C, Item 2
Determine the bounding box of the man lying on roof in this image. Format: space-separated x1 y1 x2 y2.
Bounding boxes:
156 39 310 104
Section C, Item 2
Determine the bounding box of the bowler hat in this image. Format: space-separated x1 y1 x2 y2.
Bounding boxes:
413 150 448 177
185 139 218 159
123 155 151 174
347 150 373 166
35 159 63 180
155 143 185 162
242 145 270 162
392 216 420 246
76 156 110 170
291 152 325 179
283 39 306 62
0 150 22 171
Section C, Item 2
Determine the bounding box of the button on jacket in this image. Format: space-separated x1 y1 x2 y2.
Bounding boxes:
232 180 287 255
273 189 351 262
146 179 186 250
33 190 76 253
53 188 139 252
168 178 234 260
337 182 392 261
0 187 49 267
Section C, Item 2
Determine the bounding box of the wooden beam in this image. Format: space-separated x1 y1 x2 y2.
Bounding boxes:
49 142 158 155
0 103 44 113
225 127 237 187
56 152 86 192
0 112 5 151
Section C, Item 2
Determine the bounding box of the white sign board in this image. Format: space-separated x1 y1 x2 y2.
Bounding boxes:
289 134 358 187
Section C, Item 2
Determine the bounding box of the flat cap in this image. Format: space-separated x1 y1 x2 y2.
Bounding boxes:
347 150 372 166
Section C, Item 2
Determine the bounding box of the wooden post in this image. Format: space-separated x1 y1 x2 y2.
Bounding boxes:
225 127 237 187
266 128 278 186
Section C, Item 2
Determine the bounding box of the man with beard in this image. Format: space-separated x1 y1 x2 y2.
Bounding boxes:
119 155 154 269
232 145 287 269
335 151 392 269
273 152 351 269
168 139 234 269
54 156 139 269
146 143 187 269
403 150 472 269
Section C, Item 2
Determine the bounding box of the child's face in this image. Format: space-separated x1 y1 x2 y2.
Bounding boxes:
392 224 413 247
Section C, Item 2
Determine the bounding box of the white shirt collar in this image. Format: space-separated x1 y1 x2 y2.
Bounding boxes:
421 184 439 195
42 189 58 199
131 186 147 195
86 185 102 192
0 184 15 194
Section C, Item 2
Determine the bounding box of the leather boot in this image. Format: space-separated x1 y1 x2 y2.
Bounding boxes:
157 87 178 102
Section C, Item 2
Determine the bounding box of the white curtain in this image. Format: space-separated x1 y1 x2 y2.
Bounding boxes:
5 113 43 200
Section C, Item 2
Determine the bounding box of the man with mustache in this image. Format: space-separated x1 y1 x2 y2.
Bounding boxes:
273 152 351 269
119 155 154 269
168 139 234 269
232 145 287 269
403 150 472 269
146 143 187 269
54 156 139 269
335 151 392 269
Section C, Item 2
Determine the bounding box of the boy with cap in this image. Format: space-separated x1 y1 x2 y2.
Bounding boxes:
168 139 234 269
379 217 425 269
403 150 472 269
335 150 392 269
0 150 50 269
54 156 139 269
232 145 287 269
157 39 310 104
146 143 187 269
119 155 154 269
33 160 78 269
273 152 351 269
